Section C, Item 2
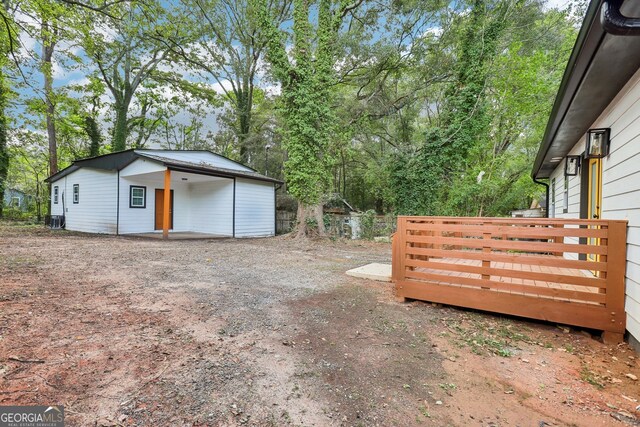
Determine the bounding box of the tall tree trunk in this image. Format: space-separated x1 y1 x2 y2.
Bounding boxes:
112 104 129 152
0 0 9 218
313 203 325 236
237 87 252 163
42 22 57 175
0 70 8 219
294 203 325 237
295 203 307 238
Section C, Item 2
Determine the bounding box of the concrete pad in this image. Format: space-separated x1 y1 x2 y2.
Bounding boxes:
346 263 392 282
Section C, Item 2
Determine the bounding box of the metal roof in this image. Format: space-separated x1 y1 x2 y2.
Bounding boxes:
532 0 640 179
46 149 283 184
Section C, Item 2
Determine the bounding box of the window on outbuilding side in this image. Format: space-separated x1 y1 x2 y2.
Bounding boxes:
73 184 79 204
130 186 146 208
53 186 59 204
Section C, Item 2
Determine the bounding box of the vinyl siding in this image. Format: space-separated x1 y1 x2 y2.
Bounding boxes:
234 178 275 237
548 67 640 343
49 168 118 233
50 182 64 216
189 180 233 236
50 158 271 238
118 162 234 235
118 176 191 234
119 158 166 177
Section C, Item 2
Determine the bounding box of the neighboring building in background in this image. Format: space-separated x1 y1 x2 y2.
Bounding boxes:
3 188 31 211
45 149 282 237
532 0 640 348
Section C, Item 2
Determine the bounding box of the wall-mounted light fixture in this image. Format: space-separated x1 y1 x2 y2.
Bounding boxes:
586 128 611 159
564 155 581 176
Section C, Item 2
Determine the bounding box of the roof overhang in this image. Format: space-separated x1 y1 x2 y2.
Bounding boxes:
532 0 640 179
45 150 138 183
45 149 283 185
164 162 284 184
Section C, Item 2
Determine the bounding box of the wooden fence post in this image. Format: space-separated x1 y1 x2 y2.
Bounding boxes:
391 232 399 282
552 223 564 257
482 231 491 282
602 221 627 343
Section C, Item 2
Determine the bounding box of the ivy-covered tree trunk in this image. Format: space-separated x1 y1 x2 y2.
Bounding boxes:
237 86 252 163
0 70 8 219
111 81 135 151
392 0 510 216
84 116 102 157
257 0 346 238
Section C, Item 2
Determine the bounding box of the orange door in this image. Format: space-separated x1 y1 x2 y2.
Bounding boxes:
154 189 174 230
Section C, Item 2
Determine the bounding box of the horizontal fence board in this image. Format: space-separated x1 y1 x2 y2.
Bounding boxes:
404 258 606 289
400 216 624 227
404 247 607 272
402 272 606 304
392 216 628 339
408 222 609 239
405 234 608 255
396 280 623 333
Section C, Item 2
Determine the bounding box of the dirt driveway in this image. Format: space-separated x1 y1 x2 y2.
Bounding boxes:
1 224 640 426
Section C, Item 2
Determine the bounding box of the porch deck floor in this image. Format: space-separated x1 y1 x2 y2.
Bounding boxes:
126 232 229 240
411 257 601 304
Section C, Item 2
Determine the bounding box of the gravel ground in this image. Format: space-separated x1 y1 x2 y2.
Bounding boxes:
1 223 639 427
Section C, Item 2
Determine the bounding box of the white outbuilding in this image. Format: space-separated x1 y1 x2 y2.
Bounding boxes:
45 149 282 238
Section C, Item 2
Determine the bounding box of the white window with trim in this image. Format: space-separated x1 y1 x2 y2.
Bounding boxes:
53 186 59 204
73 184 79 204
129 186 146 208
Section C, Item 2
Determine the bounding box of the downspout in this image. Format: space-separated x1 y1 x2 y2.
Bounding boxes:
532 177 550 218
61 192 66 228
116 170 120 235
61 176 67 228
232 178 236 238
601 0 640 36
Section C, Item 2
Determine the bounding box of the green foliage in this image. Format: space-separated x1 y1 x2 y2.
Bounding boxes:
257 0 347 207
1 0 582 222
388 0 578 217
84 116 101 157
359 209 377 240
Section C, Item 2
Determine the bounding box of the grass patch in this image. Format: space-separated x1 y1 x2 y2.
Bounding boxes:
580 365 604 389
443 314 532 357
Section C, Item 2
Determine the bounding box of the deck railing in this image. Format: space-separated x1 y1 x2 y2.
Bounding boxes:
392 216 628 342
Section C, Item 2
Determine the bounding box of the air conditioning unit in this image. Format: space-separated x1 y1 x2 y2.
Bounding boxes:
50 215 65 230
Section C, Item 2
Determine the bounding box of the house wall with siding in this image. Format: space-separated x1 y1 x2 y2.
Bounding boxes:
548 67 640 344
119 158 166 177
50 157 275 237
49 168 118 233
118 174 191 234
234 178 275 237
188 179 234 236
118 159 236 235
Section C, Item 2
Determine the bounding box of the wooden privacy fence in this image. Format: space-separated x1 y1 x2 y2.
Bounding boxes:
392 216 628 342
